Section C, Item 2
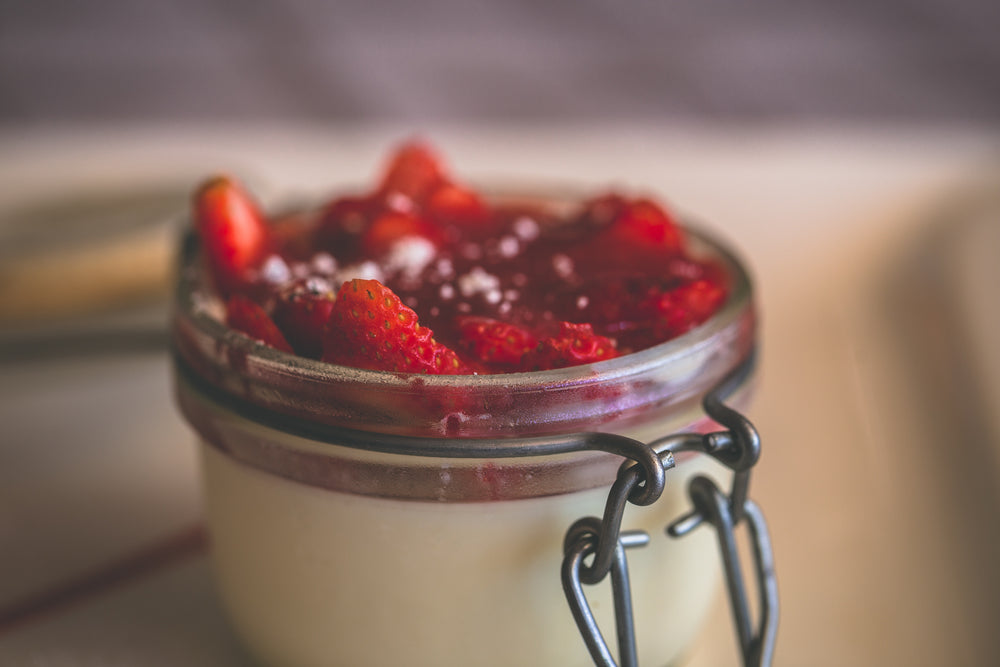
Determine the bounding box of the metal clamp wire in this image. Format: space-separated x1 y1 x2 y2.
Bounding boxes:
682 476 778 667
573 447 676 585
561 351 778 667
562 517 650 667
582 351 759 584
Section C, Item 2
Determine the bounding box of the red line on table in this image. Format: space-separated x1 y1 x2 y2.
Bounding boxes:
0 523 208 635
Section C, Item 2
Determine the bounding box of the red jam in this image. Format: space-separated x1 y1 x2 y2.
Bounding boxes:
193 142 728 374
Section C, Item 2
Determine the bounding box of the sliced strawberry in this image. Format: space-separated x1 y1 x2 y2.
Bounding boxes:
577 192 628 230
315 195 376 259
270 213 316 261
225 294 293 353
272 278 337 358
360 211 441 257
426 183 491 230
642 279 728 339
321 195 378 233
457 317 538 369
550 276 662 338
377 141 447 204
526 321 619 370
322 279 469 374
602 198 683 254
421 330 469 375
675 278 727 322
194 176 271 293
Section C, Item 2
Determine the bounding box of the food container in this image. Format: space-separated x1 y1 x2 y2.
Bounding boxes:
171 205 757 667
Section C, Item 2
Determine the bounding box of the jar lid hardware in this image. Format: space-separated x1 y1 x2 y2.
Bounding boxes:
561 353 778 667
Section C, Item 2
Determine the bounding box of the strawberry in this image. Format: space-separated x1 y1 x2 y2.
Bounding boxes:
322 279 469 374
642 279 728 339
269 213 316 261
602 198 683 255
377 141 446 204
225 294 293 353
570 197 683 277
577 192 628 230
360 212 441 258
315 195 376 259
272 279 337 358
673 278 727 322
426 183 491 231
526 322 619 370
457 317 538 369
194 176 271 293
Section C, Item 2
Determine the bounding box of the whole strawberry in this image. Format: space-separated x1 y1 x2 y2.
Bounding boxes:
322 279 469 375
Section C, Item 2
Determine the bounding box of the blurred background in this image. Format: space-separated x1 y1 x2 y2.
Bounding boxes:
2 0 1000 126
2 2 1000 666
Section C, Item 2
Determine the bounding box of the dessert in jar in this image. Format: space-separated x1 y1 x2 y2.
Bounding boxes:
171 142 757 666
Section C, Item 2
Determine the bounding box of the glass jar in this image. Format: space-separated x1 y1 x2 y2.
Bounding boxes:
171 209 756 667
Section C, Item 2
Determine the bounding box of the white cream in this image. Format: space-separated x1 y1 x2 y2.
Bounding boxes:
199 436 726 667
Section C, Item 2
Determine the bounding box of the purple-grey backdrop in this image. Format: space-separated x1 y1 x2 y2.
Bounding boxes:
2 0 998 125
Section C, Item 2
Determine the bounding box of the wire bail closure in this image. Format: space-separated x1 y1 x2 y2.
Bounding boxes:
561 354 778 667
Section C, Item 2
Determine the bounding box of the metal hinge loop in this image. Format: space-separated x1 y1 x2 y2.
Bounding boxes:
561 354 778 667
562 517 650 667
675 478 779 667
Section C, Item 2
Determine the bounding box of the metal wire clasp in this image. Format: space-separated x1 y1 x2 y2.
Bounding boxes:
561 355 779 667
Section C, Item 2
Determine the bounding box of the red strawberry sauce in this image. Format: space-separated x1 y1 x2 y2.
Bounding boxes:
195 142 728 374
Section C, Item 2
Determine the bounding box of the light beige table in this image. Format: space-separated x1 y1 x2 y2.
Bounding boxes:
1 125 998 666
